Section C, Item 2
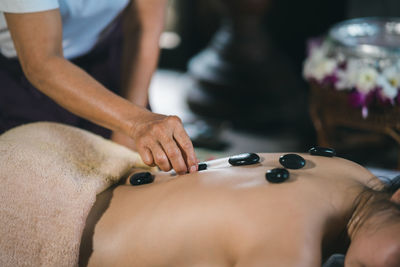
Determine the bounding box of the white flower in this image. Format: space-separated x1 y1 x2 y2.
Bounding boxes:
336 60 360 90
382 66 400 89
303 49 322 79
310 46 326 61
336 69 351 90
303 46 336 81
356 67 378 93
314 59 336 81
376 75 397 99
303 59 315 79
346 61 362 84
375 66 400 99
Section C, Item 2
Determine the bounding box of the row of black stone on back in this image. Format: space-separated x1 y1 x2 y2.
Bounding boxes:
129 152 262 186
129 147 335 186
266 147 336 183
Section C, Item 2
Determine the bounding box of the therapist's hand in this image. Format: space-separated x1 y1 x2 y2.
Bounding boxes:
111 131 137 151
130 111 198 175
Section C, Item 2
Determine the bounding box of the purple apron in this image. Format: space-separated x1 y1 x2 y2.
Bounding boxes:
0 19 123 138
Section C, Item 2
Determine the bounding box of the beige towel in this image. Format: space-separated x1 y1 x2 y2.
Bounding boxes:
0 122 150 266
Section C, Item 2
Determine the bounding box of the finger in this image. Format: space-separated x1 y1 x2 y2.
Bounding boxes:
159 136 187 175
173 126 198 173
137 146 155 167
149 142 172 172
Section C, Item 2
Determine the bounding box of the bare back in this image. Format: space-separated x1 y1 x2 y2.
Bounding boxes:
82 153 377 267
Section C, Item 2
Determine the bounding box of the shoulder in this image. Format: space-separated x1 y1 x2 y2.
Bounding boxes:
315 155 379 187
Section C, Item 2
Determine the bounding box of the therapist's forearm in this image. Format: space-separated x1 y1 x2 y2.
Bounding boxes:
120 0 167 108
24 55 144 135
120 32 160 107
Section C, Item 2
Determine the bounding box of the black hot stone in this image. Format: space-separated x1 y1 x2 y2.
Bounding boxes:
129 172 154 186
266 168 290 183
228 153 260 166
309 146 336 157
198 162 207 171
279 154 306 169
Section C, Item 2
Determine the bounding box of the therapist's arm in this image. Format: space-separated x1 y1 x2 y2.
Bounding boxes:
110 0 167 150
5 9 198 175
120 0 167 107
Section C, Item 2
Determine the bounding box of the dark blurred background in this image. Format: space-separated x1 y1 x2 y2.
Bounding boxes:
149 0 400 169
159 0 400 68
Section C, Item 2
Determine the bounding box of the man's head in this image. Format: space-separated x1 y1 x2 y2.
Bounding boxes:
345 176 400 267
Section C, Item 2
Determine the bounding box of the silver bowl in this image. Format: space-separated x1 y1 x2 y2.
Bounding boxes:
326 17 400 60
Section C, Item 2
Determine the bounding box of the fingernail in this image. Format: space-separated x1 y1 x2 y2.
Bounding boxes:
190 165 197 173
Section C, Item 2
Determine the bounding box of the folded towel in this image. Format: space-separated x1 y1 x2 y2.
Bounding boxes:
0 122 150 266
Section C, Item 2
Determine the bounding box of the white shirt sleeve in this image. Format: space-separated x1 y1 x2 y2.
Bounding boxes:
0 0 59 13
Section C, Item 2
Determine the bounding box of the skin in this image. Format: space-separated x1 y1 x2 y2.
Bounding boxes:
4 1 198 175
79 153 400 266
346 220 400 267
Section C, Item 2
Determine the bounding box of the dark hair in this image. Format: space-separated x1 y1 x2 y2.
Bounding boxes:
349 175 400 235
384 175 400 194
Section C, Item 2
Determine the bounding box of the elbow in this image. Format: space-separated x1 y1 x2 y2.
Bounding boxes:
20 60 40 84
19 54 58 88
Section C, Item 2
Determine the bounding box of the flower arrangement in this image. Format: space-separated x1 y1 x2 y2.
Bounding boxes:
303 39 400 118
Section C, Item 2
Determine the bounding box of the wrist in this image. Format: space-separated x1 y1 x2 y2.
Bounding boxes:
122 104 149 138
